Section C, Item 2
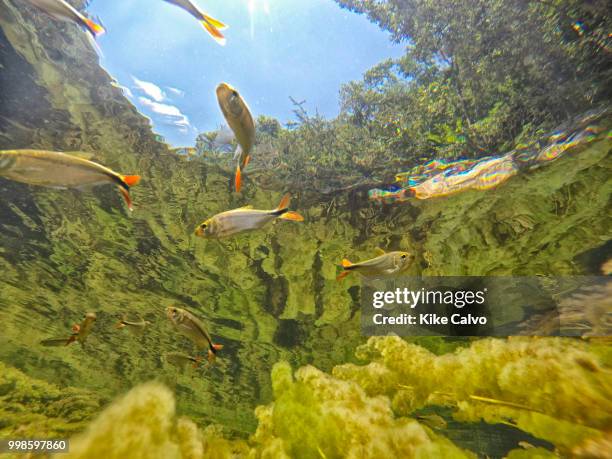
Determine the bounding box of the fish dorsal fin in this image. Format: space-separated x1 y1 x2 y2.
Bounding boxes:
375 248 386 256
62 151 95 161
238 205 253 210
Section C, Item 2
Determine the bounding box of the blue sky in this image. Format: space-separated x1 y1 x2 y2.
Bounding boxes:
88 0 404 146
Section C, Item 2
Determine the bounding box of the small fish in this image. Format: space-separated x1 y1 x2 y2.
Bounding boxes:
194 193 304 239
69 312 97 345
0 150 141 211
416 414 447 430
40 312 97 347
166 306 223 362
216 83 255 192
22 0 105 38
115 315 151 335
337 248 413 281
163 0 228 45
165 351 202 369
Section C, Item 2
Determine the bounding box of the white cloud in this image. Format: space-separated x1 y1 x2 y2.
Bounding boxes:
132 76 165 102
138 96 191 132
167 86 185 97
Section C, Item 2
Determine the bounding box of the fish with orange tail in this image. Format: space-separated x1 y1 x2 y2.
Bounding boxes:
163 0 228 45
0 150 141 211
22 0 105 38
337 249 413 281
166 306 223 362
194 193 303 239
164 352 203 370
40 312 97 347
216 82 255 192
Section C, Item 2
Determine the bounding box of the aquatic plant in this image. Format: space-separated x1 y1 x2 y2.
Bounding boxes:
52 364 473 459
333 336 612 454
249 361 475 458
0 362 102 440
34 336 609 458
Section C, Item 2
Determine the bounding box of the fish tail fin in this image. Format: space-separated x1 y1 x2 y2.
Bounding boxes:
341 258 353 268
115 314 127 328
122 175 141 187
278 211 304 222
118 187 134 212
118 175 139 211
275 193 291 212
242 154 251 169
203 14 228 30
202 20 226 46
83 17 105 37
208 343 223 363
337 259 354 281
274 193 302 220
66 334 77 346
235 165 242 192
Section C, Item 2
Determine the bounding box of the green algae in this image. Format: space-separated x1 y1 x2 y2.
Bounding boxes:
40 364 473 459
2 340 610 458
0 362 103 441
333 336 612 455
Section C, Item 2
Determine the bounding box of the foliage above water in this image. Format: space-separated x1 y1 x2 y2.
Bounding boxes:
194 0 611 194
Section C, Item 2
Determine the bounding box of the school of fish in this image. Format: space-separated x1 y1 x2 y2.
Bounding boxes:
2 1 414 375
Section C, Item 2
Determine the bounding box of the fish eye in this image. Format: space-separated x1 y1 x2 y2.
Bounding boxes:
231 90 238 97
401 254 407 259
200 223 207 229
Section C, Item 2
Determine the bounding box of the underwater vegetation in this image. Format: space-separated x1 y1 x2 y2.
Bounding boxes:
3 336 610 458
0 0 610 458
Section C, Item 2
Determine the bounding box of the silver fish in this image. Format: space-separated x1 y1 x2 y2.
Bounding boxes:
0 150 140 210
337 249 413 280
40 312 96 347
164 352 201 369
216 82 255 192
163 0 227 45
194 193 303 239
22 0 105 37
166 306 223 362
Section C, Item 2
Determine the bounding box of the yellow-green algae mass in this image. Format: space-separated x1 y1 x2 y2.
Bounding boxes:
333 336 612 457
4 337 611 458
45 364 472 459
0 361 102 439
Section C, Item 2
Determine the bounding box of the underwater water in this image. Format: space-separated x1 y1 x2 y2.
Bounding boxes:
0 1 611 458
